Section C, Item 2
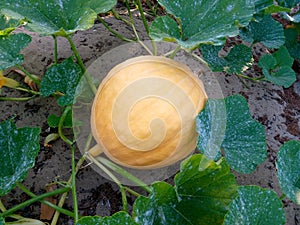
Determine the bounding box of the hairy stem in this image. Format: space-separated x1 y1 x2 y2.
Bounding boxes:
53 35 58 64
16 65 40 85
71 145 79 222
65 35 97 95
97 157 151 193
58 106 73 145
97 16 134 42
0 96 35 101
51 155 86 225
0 187 70 218
16 183 75 218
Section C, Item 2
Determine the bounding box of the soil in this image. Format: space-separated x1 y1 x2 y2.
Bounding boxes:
0 10 300 225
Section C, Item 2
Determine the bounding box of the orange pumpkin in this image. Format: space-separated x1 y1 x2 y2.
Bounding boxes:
90 55 207 169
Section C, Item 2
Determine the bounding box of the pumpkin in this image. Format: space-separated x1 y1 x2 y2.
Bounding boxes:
89 55 207 169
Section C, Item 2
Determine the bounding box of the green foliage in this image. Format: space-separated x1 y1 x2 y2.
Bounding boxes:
200 44 253 74
134 154 237 225
196 95 267 174
150 0 255 48
0 0 117 35
47 111 73 128
258 46 296 88
276 140 300 205
224 186 286 225
133 182 188 225
284 28 300 60
76 212 137 225
239 15 285 48
40 58 82 106
0 33 31 70
0 120 40 196
277 0 299 8
0 15 24 36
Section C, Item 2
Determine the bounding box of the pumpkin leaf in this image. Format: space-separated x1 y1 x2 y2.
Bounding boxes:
40 58 82 106
196 94 267 174
284 28 300 60
150 0 254 48
200 44 253 74
258 46 296 88
0 0 116 35
0 33 31 70
277 0 299 8
0 120 40 196
133 155 237 225
224 186 286 225
133 182 188 225
174 154 238 225
76 212 137 225
239 15 285 49
254 0 274 13
276 140 300 205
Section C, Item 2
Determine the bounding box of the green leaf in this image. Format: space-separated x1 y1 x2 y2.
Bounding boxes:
76 212 137 225
276 140 300 204
0 120 40 196
253 0 274 13
149 16 180 42
196 95 267 174
150 0 254 48
224 186 285 225
0 14 24 36
0 217 4 225
200 44 253 74
47 111 73 128
133 182 188 225
0 0 116 35
174 154 238 225
40 58 82 106
277 0 299 8
263 5 291 14
284 28 300 60
0 33 31 70
239 15 285 49
258 46 296 88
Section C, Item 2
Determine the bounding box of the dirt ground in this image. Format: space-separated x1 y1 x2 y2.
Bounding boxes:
0 13 299 225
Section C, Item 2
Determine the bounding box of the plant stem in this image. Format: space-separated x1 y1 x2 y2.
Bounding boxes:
190 52 209 67
16 183 75 218
135 0 150 34
51 155 86 225
71 145 78 223
58 106 73 145
87 155 129 211
16 65 40 85
111 8 132 26
0 200 7 212
65 35 97 95
0 96 35 101
97 16 134 42
97 157 151 193
124 187 141 197
0 187 70 218
53 35 58 64
16 86 40 95
167 45 182 59
235 73 266 82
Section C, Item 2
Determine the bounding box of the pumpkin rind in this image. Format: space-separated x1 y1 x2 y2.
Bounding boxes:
90 56 207 169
